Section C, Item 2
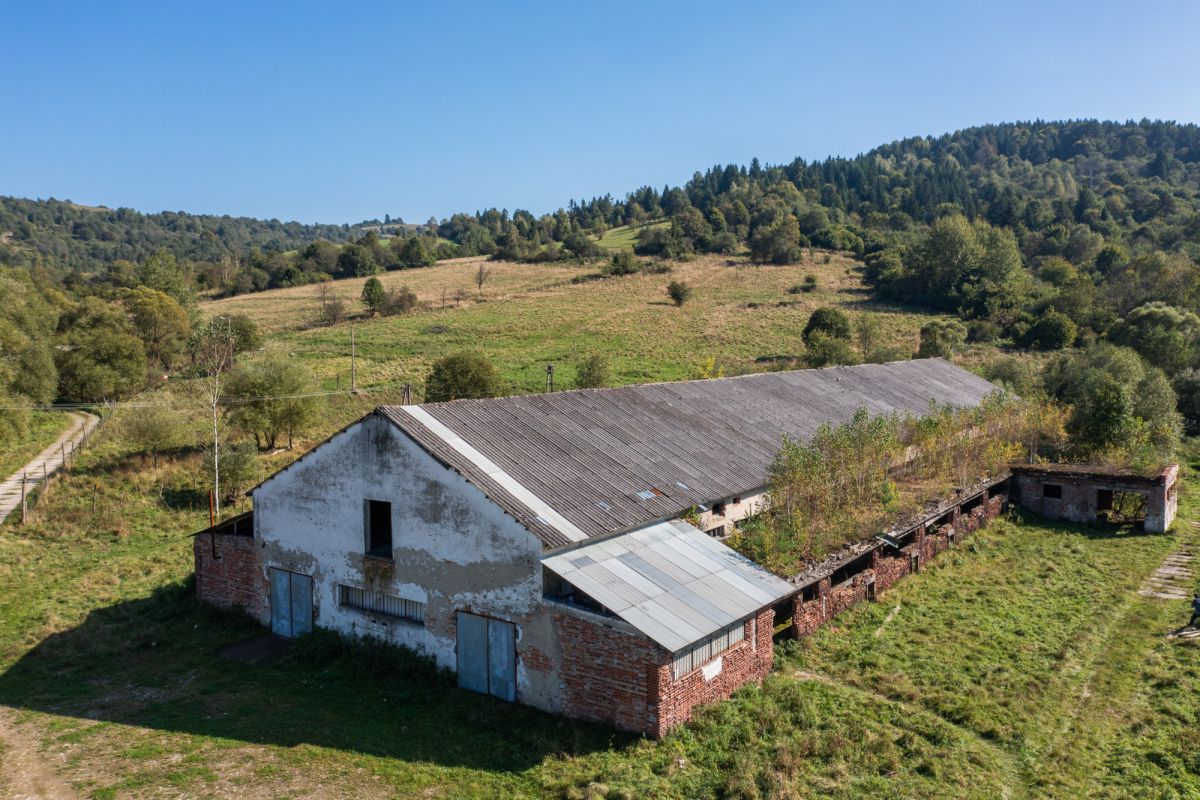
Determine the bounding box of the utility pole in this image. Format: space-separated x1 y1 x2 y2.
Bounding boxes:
546 363 554 393
351 324 358 394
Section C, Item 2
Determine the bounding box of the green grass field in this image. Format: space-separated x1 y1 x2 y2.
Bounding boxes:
594 221 668 251
0 411 73 480
0 421 1196 798
209 251 953 400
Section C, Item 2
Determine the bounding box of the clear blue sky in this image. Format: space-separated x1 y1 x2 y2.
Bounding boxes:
2 0 1198 225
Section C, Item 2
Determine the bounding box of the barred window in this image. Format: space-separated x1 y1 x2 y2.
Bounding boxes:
671 619 746 679
338 584 424 625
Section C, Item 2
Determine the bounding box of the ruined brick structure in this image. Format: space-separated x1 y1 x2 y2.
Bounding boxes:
1011 464 1178 533
791 481 1008 641
193 512 265 621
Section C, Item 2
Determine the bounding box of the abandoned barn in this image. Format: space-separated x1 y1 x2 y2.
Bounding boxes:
193 357 1168 736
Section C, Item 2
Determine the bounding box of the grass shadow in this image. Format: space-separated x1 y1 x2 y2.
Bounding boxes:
0 581 626 773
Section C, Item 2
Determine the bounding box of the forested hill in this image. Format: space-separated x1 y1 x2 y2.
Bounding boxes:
0 196 355 274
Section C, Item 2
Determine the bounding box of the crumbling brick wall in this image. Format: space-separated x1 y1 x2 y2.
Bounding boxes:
552 606 775 738
791 484 1009 643
552 608 665 735
193 532 266 622
653 608 774 738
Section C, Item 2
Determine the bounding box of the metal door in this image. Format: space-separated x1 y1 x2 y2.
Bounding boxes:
456 612 489 694
289 572 312 636
487 618 516 701
456 612 516 701
270 568 292 637
270 568 313 639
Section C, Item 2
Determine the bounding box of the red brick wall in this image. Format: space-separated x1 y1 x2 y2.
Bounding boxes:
551 606 775 738
654 608 774 738
194 532 266 622
552 608 666 735
791 488 1009 642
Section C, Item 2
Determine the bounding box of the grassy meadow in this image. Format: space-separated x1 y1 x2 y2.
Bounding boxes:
203 251 947 399
1 251 1197 797
0 414 1196 798
0 411 73 480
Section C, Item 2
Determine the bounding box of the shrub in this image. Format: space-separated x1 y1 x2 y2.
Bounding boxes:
424 351 502 402
802 307 852 345
804 332 860 368
1022 310 1077 351
605 251 642 276
381 286 418 316
667 281 693 307
1174 369 1200 435
323 297 347 325
967 319 1001 344
916 319 967 359
575 352 611 389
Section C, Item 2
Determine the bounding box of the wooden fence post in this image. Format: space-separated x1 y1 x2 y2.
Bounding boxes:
20 472 27 524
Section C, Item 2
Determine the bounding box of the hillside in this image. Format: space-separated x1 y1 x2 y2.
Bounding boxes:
201 251 946 394
0 196 355 274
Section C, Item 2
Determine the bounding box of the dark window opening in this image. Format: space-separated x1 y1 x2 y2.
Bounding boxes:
961 494 983 514
705 525 725 538
365 499 393 558
712 502 727 517
1042 484 1062 499
1097 489 1113 511
542 566 616 617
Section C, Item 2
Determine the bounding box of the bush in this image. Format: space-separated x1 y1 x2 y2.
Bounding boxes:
605 251 642 276
575 352 611 389
381 286 418 316
208 440 260 504
802 307 852 345
967 319 1001 343
1022 310 1077 351
804 332 860 368
323 297 347 325
667 281 693 307
424 351 502 402
916 319 967 359
1174 369 1200 435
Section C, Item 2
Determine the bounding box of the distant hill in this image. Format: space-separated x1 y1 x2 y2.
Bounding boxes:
0 196 356 274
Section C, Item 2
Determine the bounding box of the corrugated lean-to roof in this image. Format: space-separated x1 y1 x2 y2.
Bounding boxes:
541 518 794 652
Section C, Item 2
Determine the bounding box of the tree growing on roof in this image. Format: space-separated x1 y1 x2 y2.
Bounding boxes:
424 351 502 402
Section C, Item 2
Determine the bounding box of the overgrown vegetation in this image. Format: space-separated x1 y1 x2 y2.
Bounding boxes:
730 396 1069 573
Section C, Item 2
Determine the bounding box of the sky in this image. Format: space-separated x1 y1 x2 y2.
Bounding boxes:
2 0 1199 225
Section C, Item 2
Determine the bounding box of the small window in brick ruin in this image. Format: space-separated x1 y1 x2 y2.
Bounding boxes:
365 499 393 558
705 525 725 538
671 620 746 679
1043 484 1062 500
712 502 727 517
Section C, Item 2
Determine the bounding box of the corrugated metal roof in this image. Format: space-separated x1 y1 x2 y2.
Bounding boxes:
380 358 1000 548
542 519 794 652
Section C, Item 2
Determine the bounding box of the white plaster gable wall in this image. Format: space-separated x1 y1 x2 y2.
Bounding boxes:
252 413 544 671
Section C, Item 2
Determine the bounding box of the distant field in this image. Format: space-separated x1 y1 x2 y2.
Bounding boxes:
202 257 591 334
0 412 72 480
227 251 951 399
594 220 668 251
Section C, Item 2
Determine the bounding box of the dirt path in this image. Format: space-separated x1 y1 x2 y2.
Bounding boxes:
0 412 98 526
0 709 77 799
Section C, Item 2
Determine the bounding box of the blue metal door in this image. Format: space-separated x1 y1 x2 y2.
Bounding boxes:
270 568 312 639
289 572 312 636
270 568 291 637
487 619 516 701
456 612 489 694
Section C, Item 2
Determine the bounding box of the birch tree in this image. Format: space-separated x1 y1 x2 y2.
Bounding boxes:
190 317 237 517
